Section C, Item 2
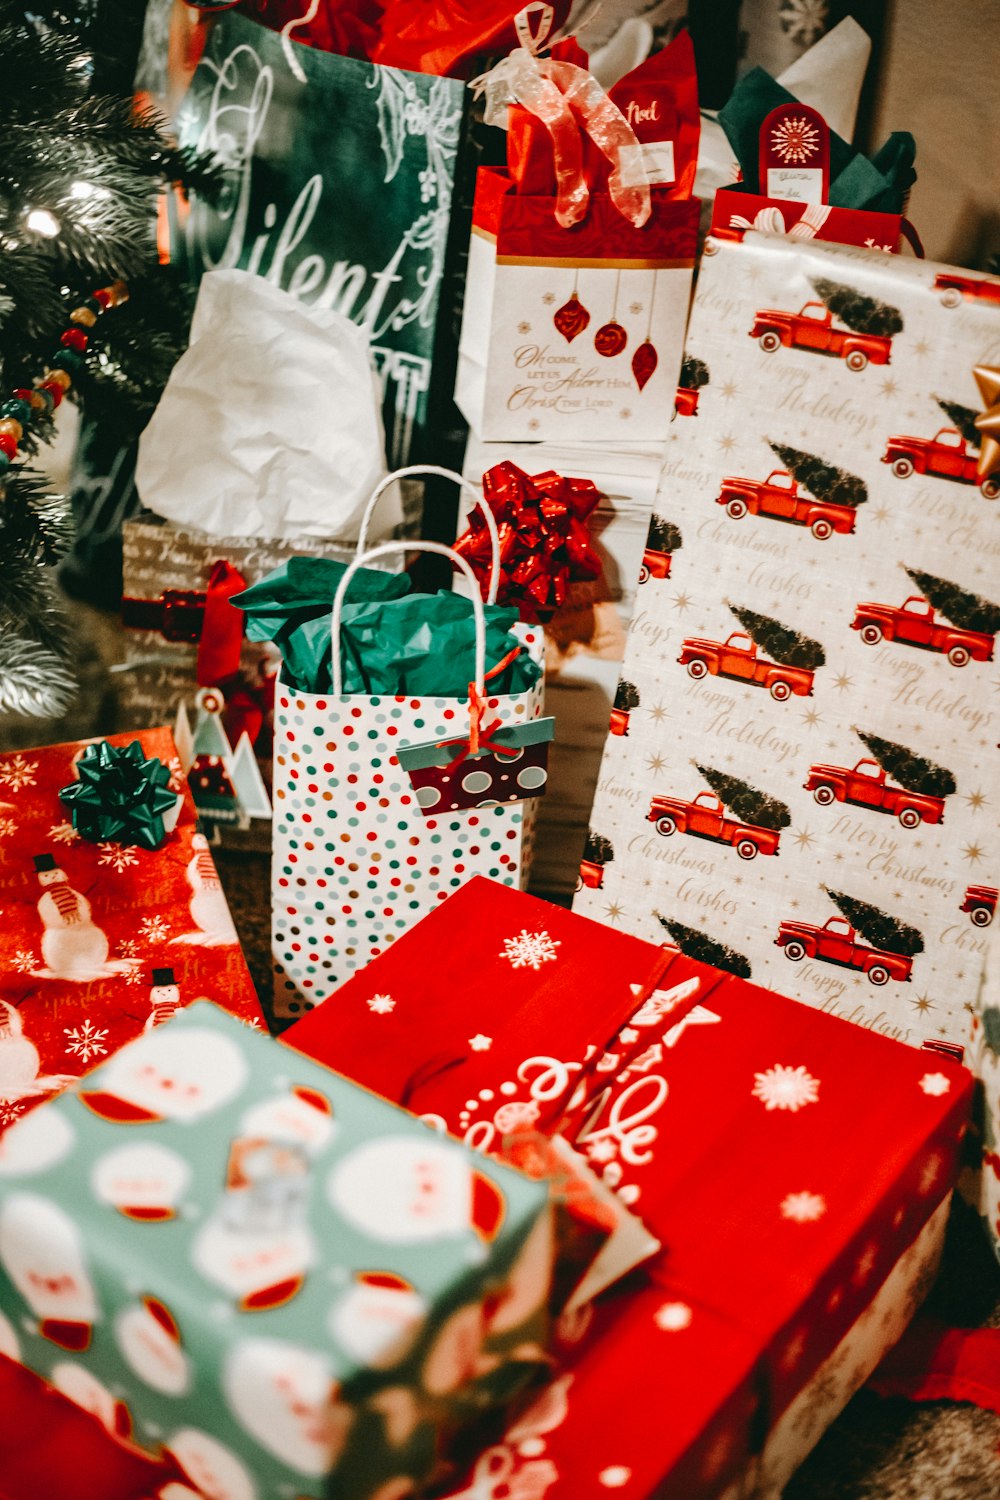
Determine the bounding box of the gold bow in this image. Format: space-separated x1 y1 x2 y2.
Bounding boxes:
973 363 1000 479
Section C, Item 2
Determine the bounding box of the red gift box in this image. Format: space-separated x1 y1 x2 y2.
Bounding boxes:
0 728 262 1127
709 188 912 254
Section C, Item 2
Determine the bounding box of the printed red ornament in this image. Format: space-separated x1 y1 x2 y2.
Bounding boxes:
553 292 590 343
631 339 659 390
595 321 628 358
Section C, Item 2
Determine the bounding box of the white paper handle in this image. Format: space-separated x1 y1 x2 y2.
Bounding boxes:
354 464 501 606
331 540 488 699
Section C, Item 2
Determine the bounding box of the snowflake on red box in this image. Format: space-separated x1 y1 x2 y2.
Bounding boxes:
140 914 170 943
97 843 140 871
367 993 396 1015
0 818 16 838
500 929 561 971
0 754 37 791
770 113 821 164
752 1063 820 1112
781 1190 826 1223
47 820 80 844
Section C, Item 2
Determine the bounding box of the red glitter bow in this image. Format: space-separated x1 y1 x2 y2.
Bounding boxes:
453 461 604 622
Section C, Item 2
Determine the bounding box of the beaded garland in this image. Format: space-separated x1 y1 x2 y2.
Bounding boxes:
0 279 129 473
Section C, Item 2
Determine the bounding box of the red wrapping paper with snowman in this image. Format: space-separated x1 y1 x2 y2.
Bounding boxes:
0 730 262 1129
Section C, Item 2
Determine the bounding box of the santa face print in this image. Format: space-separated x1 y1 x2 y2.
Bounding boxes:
116 1298 190 1396
326 1137 504 1245
0 1107 74 1176
0 1192 98 1346
192 1216 315 1312
240 1088 336 1155
92 1142 191 1221
50 1362 132 1440
81 1028 248 1124
166 1428 257 1500
328 1275 427 1371
223 1337 353 1477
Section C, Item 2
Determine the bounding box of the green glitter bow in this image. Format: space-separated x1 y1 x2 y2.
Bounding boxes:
59 739 178 849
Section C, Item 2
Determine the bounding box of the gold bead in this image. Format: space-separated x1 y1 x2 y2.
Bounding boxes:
107 279 129 308
70 306 97 328
45 369 72 391
0 418 23 441
27 391 47 411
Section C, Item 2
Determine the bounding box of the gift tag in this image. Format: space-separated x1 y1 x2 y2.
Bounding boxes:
760 103 830 205
397 718 555 816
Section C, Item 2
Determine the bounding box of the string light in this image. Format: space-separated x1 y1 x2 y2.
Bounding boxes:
25 208 60 237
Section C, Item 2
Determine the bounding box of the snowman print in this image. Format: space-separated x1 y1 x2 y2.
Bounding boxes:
326 1138 505 1245
30 853 135 981
0 1000 76 1106
172 834 238 947
78 1026 248 1125
0 1191 99 1350
223 1337 354 1476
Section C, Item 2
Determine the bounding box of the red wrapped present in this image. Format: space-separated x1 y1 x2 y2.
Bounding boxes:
284 876 696 1147
0 728 262 1127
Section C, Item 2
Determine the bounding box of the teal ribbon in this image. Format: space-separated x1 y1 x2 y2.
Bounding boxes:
59 739 178 849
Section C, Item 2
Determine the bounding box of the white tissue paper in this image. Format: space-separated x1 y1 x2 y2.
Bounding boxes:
135 270 390 541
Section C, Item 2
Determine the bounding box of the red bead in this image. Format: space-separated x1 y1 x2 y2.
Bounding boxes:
13 389 33 403
0 433 17 459
93 288 111 307
61 328 88 352
40 380 63 408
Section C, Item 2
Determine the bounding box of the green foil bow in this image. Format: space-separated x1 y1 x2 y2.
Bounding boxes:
59 739 179 849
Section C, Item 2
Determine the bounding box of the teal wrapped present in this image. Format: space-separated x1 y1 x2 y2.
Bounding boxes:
0 1004 553 1499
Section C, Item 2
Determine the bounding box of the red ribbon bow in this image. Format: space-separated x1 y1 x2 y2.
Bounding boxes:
453 461 604 623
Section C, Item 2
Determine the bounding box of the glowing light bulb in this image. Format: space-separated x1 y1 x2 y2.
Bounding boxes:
70 180 109 202
25 208 60 237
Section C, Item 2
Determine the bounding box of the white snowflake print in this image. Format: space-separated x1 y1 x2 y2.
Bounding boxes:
781 1190 826 1223
47 821 80 845
919 1072 950 1097
586 1138 618 1165
367 994 396 1015
97 843 139 871
0 755 38 791
654 1302 692 1332
140 915 170 943
752 1063 820 1112
599 1468 632 1488
500 929 561 971
11 950 35 974
864 238 894 254
779 0 828 47
124 967 145 986
64 1020 110 1064
469 1034 492 1052
0 1100 24 1128
0 817 17 838
493 1100 540 1134
118 939 140 960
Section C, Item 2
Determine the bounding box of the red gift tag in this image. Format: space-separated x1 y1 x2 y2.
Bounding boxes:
759 102 830 205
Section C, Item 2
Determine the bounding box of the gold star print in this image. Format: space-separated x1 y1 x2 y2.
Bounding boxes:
801 707 823 728
910 994 935 1013
648 703 669 723
604 902 625 923
791 828 816 849
717 434 737 454
962 843 986 864
912 339 931 357
721 381 738 400
647 753 668 774
629 301 644 315
879 378 900 398
870 505 891 524
832 673 854 693
542 292 556 305
671 592 694 613
960 789 989 812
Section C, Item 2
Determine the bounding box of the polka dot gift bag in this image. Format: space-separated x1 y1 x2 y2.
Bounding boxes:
271 487 546 1019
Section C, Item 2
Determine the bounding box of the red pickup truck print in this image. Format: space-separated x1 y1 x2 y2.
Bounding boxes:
803 758 945 829
749 301 892 370
961 885 998 927
638 548 672 583
883 427 1000 500
648 791 781 860
851 595 995 668
678 632 815 701
935 272 1000 308
776 916 913 985
716 468 857 539
674 386 700 417
577 859 605 891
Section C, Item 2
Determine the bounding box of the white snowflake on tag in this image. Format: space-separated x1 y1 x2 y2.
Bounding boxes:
0 755 37 791
64 1020 110 1063
47 821 80 844
469 1034 492 1052
780 1190 826 1223
140 914 170 943
769 114 821 164
97 844 139 872
367 994 396 1015
0 818 17 839
752 1064 819 1112
599 1467 632 1488
0 1101 24 1128
654 1302 692 1332
500 929 561 971
919 1072 950 1097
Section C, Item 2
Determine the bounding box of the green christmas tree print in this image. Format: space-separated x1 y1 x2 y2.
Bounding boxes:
614 679 641 712
854 730 957 798
811 277 904 337
694 763 791 831
656 913 752 979
826 888 925 957
679 355 710 390
768 441 868 507
646 515 683 553
935 397 982 449
728 603 827 670
903 569 1000 635
583 831 615 865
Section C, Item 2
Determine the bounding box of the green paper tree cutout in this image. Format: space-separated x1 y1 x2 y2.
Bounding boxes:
614 679 641 712
767 441 868 507
903 569 1000 636
727 603 826 670
646 515 683 553
935 397 981 449
811 277 904 337
694 763 791 831
825 887 924 957
854 730 957 799
656 913 752 979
